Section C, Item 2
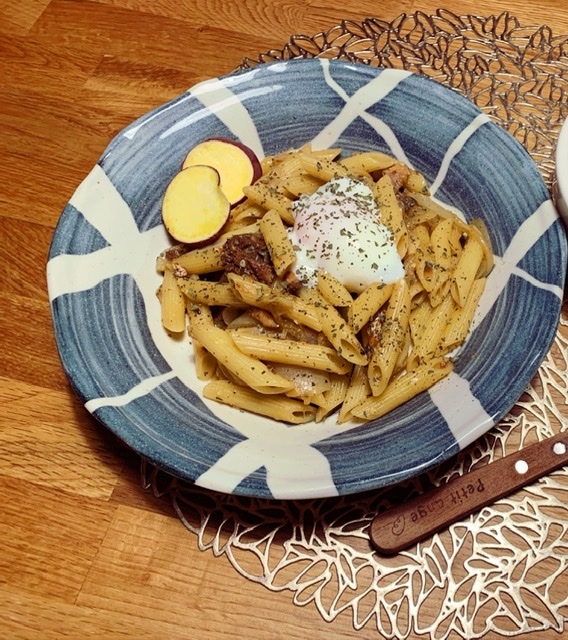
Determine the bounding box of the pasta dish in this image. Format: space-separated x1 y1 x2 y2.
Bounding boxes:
156 145 493 424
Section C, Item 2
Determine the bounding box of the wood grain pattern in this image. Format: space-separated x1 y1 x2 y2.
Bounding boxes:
1 0 566 637
370 433 568 554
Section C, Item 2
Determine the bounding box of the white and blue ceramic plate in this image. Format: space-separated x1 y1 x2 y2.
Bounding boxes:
47 59 567 499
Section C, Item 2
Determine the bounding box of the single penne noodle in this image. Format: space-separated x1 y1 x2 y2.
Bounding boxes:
225 214 261 229
231 202 266 223
443 277 486 351
430 217 455 277
407 293 455 368
270 154 303 181
348 282 393 334
218 221 261 240
202 380 317 424
260 147 298 172
408 274 427 308
352 357 454 420
431 224 465 300
409 298 433 347
300 288 367 366
228 273 322 332
405 203 440 227
393 328 412 374
258 168 295 199
430 218 455 264
215 362 244 387
186 301 213 323
340 151 397 173
317 269 353 307
374 174 405 240
405 170 429 194
308 392 328 408
242 181 294 224
451 237 484 307
228 331 352 374
449 221 465 269
259 208 297 276
428 278 452 309
192 339 218 381
412 225 436 293
173 245 224 275
396 232 409 261
177 278 243 306
367 278 411 396
321 372 350 407
261 155 279 174
315 373 350 422
469 218 494 277
410 192 456 221
281 172 323 198
189 310 294 394
337 364 371 424
270 364 333 399
265 144 333 166
310 147 342 161
298 153 351 182
160 267 186 333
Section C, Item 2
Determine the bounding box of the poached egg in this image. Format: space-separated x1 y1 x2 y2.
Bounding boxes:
289 177 404 292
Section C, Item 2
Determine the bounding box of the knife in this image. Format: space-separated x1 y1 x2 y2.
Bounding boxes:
370 431 568 554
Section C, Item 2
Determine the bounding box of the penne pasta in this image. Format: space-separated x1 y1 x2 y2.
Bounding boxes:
228 330 353 374
187 305 294 395
316 269 353 307
192 338 218 381
351 357 454 420
407 293 455 369
281 172 323 198
340 150 397 174
405 170 429 194
430 218 455 286
300 288 367 366
269 364 333 403
203 380 317 424
160 267 186 333
259 208 297 276
451 236 484 307
158 144 491 425
231 201 266 223
177 279 243 306
374 174 407 256
228 273 322 332
315 373 350 422
242 181 295 224
444 277 486 351
298 152 351 183
172 245 224 275
412 224 436 293
367 278 411 396
337 364 371 424
348 282 393 334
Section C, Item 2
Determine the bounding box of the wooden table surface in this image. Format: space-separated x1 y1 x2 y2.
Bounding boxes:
2 1 568 638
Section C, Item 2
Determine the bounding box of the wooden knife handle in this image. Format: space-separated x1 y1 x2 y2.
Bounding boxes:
370 432 568 555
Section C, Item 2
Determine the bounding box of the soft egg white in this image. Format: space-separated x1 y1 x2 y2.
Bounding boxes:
289 177 404 292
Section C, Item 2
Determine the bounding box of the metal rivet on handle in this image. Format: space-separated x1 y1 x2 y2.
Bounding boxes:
515 460 529 474
553 442 567 455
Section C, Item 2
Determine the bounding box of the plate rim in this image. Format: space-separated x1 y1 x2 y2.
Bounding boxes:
47 58 568 499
